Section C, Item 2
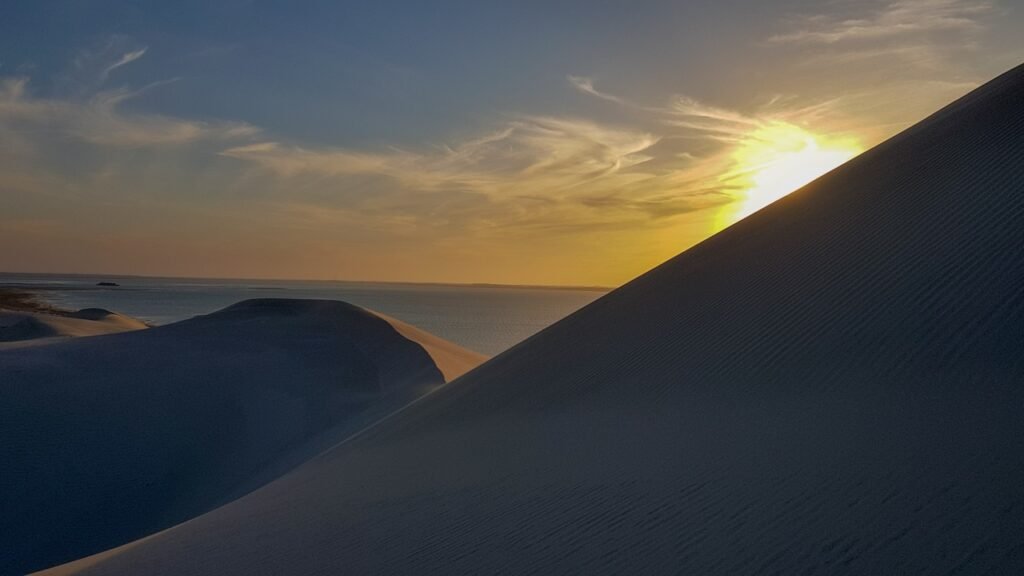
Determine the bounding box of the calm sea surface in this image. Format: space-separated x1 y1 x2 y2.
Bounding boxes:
0 274 607 355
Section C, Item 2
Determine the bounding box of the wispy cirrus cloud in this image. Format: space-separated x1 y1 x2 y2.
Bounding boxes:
223 116 659 205
0 74 257 148
767 0 997 70
566 75 630 106
100 47 148 82
567 74 848 145
0 39 263 269
0 37 866 260
768 0 993 45
567 75 769 133
222 75 859 239
0 37 257 150
220 116 690 235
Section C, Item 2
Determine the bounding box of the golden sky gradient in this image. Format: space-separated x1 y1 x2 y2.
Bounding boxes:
1 0 1021 286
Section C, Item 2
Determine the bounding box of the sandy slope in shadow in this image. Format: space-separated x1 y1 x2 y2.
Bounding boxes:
0 298 484 575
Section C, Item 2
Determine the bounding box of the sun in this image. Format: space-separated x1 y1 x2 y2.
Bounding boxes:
716 122 862 229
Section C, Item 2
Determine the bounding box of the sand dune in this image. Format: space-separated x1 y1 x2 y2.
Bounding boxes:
0 308 147 348
376 311 487 380
0 299 484 575
33 63 1024 576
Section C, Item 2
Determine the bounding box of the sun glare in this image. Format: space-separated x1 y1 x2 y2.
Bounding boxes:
716 123 862 229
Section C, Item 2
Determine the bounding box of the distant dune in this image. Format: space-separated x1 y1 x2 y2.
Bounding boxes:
0 288 148 348
0 299 484 575
0 308 148 348
32 63 1024 575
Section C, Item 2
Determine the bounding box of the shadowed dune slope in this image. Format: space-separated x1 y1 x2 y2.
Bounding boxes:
40 64 1024 575
0 299 483 575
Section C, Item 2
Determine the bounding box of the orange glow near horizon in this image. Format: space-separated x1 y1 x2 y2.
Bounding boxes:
715 122 863 229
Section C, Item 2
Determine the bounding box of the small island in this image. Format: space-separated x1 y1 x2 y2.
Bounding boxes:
96 282 120 287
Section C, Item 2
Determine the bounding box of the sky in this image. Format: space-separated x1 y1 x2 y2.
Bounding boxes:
1 0 1021 286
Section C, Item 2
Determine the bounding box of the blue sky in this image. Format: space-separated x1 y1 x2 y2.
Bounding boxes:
1 0 1021 284
2 1 785 144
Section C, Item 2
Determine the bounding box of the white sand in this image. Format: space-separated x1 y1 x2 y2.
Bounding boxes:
22 63 1024 575
0 308 147 349
376 311 487 380
0 299 483 575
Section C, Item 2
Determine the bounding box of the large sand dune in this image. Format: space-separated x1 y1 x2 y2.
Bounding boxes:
0 299 483 575
29 64 1024 575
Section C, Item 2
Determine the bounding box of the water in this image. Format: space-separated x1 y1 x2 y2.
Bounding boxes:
0 274 606 355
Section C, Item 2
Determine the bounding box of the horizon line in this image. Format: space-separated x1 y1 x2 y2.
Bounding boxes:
0 270 614 293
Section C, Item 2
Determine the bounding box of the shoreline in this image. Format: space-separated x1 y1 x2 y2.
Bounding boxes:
0 287 72 316
0 278 604 355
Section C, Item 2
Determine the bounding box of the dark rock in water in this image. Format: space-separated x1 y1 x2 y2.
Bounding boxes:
96 281 120 287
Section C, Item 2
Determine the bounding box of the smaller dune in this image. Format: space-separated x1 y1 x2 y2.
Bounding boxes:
0 298 485 576
0 308 148 347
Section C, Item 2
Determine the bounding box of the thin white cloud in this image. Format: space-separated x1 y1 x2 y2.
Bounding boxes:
218 114 729 235
223 78 856 234
100 48 147 82
568 76 768 140
567 75 629 105
219 67 872 239
94 77 181 108
568 75 762 132
668 96 759 126
768 0 993 45
0 76 258 147
0 40 258 148
222 116 658 196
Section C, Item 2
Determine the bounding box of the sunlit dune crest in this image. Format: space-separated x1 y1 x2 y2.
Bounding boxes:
716 122 863 229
